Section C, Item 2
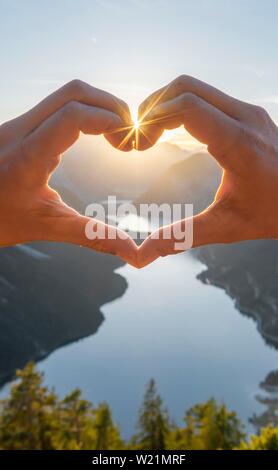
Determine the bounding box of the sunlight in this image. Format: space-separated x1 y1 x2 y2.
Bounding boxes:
130 106 141 130
129 107 141 150
158 126 206 151
117 213 150 233
104 102 203 152
133 117 140 130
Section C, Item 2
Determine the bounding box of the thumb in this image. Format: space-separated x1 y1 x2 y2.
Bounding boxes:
33 204 139 268
137 203 230 268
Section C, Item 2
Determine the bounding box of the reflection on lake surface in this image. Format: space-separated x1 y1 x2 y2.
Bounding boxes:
37 252 277 438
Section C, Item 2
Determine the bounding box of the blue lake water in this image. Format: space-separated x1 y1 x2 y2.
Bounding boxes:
34 251 277 439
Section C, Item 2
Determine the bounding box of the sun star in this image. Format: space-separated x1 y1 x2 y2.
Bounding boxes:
133 117 140 130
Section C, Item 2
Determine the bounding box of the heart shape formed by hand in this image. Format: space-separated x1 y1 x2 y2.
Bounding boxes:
2 76 276 268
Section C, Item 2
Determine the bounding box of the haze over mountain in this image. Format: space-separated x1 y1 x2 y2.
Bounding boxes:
50 136 190 209
137 152 222 212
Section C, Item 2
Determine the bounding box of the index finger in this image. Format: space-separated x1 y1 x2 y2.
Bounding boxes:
139 75 252 123
17 80 132 136
21 102 130 180
146 93 241 170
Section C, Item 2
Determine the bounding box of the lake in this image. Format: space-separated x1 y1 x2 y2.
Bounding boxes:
35 248 277 439
1 212 277 439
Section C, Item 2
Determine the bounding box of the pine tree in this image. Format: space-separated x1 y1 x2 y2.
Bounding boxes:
168 398 245 450
0 363 124 450
133 378 170 450
93 402 123 450
0 362 57 450
55 389 93 450
3 363 278 451
239 426 278 450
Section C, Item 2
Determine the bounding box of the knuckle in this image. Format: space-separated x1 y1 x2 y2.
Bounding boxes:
174 74 193 90
238 125 261 156
253 105 270 122
117 99 130 121
174 74 186 85
66 79 87 97
118 98 128 112
61 100 81 121
238 125 253 147
119 99 130 115
253 104 268 116
180 92 199 108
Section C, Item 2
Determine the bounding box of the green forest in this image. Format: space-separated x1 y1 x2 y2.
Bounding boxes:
0 363 277 450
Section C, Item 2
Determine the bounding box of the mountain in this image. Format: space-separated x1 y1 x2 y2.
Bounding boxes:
137 152 222 213
0 241 126 385
50 136 190 208
197 240 278 348
250 369 278 432
137 151 278 349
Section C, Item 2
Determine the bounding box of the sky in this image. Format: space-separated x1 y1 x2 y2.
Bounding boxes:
1 0 278 149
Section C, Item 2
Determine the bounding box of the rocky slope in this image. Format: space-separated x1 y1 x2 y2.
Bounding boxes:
0 242 126 385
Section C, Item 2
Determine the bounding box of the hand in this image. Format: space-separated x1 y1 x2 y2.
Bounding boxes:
0 80 138 267
136 75 278 267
